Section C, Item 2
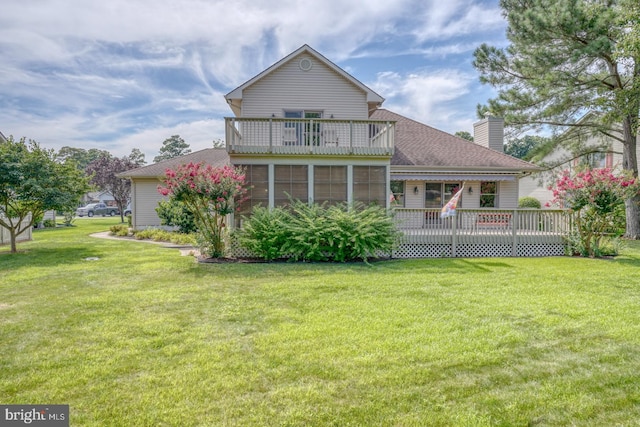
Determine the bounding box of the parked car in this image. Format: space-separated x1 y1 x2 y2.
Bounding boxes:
76 203 119 217
123 204 132 216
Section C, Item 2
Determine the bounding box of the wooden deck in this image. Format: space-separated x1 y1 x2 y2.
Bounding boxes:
393 209 569 258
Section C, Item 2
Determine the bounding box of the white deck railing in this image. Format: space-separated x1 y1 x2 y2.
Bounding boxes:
394 208 569 235
393 208 570 257
225 117 395 156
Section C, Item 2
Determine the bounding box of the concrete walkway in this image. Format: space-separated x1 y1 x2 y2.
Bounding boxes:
90 231 199 257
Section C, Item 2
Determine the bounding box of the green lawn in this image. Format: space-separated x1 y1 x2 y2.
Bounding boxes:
2 219 640 426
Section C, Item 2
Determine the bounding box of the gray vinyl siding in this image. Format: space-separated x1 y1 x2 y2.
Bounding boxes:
499 180 518 209
131 178 167 229
241 53 369 120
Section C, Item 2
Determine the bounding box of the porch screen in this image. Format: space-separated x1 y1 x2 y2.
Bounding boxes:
275 165 308 206
314 166 347 205
237 164 268 217
353 166 386 205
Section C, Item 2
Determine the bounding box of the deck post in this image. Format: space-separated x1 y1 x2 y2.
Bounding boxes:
511 209 518 257
269 118 273 153
349 121 354 154
451 216 457 257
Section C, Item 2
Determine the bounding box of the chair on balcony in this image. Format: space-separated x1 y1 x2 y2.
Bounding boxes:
283 128 297 145
322 129 338 147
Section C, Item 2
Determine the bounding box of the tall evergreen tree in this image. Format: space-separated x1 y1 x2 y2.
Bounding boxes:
473 0 640 238
154 135 191 163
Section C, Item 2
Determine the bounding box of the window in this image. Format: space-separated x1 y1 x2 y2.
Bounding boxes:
424 182 461 208
353 166 386 205
581 152 607 169
284 110 322 146
390 181 405 207
237 165 268 217
275 165 308 206
480 181 498 208
314 166 347 205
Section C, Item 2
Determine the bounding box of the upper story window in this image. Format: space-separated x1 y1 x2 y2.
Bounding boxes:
284 110 323 146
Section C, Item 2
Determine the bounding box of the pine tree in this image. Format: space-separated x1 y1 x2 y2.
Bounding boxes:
473 0 640 237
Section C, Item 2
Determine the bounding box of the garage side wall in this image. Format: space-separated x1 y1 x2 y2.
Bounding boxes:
131 178 168 229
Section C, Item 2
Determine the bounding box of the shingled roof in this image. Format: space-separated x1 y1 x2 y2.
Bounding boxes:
371 109 539 171
118 148 230 178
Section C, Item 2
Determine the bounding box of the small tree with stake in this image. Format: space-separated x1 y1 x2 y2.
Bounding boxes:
158 163 247 258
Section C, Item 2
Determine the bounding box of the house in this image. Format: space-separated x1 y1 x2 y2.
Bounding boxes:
122 45 569 258
81 190 119 207
519 114 640 207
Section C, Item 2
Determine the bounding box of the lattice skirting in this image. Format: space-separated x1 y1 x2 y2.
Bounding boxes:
393 243 566 258
228 240 566 259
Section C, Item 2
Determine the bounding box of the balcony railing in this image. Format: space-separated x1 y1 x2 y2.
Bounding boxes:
225 117 395 156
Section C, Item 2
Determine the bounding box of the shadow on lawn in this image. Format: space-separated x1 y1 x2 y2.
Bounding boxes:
0 246 105 272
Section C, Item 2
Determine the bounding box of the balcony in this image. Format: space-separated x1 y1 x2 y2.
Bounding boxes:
225 117 395 156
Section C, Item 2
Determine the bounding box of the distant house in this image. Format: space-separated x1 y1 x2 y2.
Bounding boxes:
122 45 571 258
519 114 640 207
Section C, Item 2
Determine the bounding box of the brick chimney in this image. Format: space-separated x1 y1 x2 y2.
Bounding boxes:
473 115 504 153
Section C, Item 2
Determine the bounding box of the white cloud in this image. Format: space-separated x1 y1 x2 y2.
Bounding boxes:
0 0 508 160
370 69 477 133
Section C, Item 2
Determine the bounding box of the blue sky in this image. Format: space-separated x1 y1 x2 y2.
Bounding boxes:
0 0 508 161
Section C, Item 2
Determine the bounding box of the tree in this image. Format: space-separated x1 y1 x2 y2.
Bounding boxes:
504 135 549 160
57 146 110 171
454 131 473 142
0 137 90 253
547 168 638 257
473 0 640 238
85 154 140 223
158 163 247 258
128 148 146 167
154 135 191 163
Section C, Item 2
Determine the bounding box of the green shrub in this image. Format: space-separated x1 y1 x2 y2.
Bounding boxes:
518 196 542 209
109 224 130 237
238 201 399 263
132 228 157 240
156 198 197 234
131 228 195 245
237 206 290 261
43 219 57 228
169 233 197 246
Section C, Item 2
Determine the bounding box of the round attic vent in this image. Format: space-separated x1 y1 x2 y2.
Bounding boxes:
299 58 313 71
